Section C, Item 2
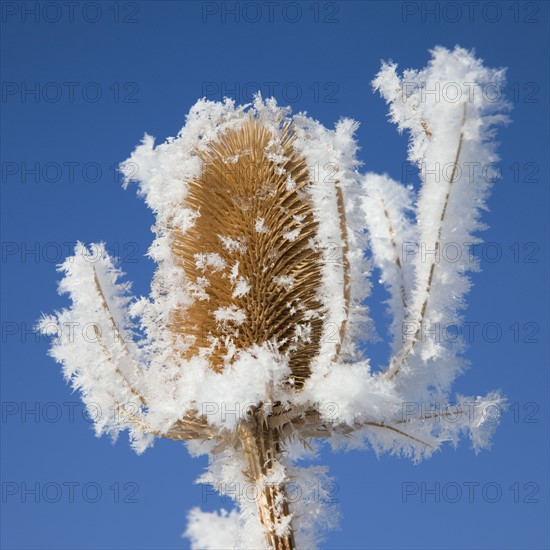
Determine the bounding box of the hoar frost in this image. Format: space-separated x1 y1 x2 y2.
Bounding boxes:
39 46 508 549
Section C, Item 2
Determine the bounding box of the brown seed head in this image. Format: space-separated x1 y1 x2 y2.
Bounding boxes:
170 117 324 389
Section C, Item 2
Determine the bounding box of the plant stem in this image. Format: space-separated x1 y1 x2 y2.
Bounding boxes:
238 408 296 550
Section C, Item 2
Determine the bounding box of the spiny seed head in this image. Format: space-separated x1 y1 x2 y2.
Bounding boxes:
170 117 325 389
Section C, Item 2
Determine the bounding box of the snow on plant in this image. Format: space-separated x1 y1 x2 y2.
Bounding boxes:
39 46 509 549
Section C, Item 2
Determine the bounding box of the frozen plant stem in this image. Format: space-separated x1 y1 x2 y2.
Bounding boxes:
238 408 296 549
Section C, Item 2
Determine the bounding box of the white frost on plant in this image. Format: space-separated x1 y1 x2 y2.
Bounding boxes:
194 252 226 272
273 275 295 290
299 46 508 464
292 112 370 366
39 47 509 550
220 235 247 254
282 228 301 241
185 508 242 550
362 173 417 351
372 45 510 395
214 306 247 326
36 242 149 448
255 217 268 233
232 278 251 298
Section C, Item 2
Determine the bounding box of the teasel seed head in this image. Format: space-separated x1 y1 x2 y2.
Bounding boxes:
170 117 326 390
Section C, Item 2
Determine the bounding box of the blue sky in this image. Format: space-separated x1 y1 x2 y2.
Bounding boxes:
1 1 548 549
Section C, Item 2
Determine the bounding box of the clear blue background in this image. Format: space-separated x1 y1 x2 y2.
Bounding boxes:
1 1 548 549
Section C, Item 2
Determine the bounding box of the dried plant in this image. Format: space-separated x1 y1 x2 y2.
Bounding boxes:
39 47 509 549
